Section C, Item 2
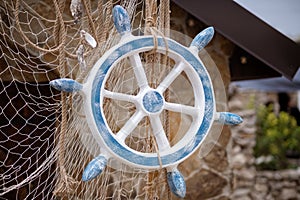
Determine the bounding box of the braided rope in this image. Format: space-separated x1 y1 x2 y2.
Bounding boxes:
52 0 79 196
14 0 63 53
144 0 172 198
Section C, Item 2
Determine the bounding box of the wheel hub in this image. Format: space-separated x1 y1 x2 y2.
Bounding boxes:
142 90 164 113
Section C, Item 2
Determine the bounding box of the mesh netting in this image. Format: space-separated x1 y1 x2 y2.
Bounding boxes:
0 0 226 199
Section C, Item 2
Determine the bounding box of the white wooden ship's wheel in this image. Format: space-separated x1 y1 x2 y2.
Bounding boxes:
50 5 242 198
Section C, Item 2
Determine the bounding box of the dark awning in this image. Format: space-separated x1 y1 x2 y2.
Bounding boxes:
172 0 300 80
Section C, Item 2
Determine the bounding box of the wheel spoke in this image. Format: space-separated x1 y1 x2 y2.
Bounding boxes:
116 110 145 142
149 115 170 151
103 89 137 103
164 102 199 118
156 61 185 93
129 54 149 89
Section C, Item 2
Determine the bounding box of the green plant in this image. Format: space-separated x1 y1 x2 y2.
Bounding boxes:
254 104 300 170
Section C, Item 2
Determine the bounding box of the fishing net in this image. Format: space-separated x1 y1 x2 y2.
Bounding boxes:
0 0 226 199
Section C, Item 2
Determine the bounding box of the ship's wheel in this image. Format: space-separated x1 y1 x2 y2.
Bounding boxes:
50 5 242 198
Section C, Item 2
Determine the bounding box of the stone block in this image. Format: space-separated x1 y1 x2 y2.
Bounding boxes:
203 144 229 172
231 154 247 169
185 169 227 200
254 183 268 193
232 188 250 197
280 188 297 200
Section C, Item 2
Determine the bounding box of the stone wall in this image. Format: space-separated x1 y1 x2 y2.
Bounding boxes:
229 89 300 200
229 90 257 200
253 170 300 200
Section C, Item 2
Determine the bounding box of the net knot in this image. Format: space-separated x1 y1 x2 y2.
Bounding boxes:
53 168 79 197
146 16 155 27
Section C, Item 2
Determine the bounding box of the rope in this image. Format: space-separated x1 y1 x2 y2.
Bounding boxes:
70 0 113 83
159 0 170 36
14 0 63 53
145 0 167 199
96 0 104 41
82 0 98 43
144 27 169 61
52 0 65 47
51 0 79 196
20 0 82 24
151 134 163 169
97 0 113 45
159 1 171 198
145 0 157 28
14 0 94 60
144 1 172 198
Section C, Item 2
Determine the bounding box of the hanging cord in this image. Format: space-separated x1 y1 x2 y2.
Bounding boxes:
96 0 113 45
52 0 65 48
51 0 79 197
14 0 63 53
14 0 104 61
159 0 170 36
81 0 98 43
145 0 157 28
145 0 171 166
151 133 163 169
148 0 172 199
69 1 113 121
144 0 172 199
159 1 171 198
73 0 114 83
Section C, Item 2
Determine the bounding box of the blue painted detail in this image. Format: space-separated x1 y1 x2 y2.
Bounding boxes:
82 155 107 181
49 78 83 92
190 26 214 52
167 169 186 198
112 5 131 35
143 91 164 113
218 112 243 125
91 36 215 167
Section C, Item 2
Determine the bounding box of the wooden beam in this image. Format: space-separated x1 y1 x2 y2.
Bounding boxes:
230 47 281 81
